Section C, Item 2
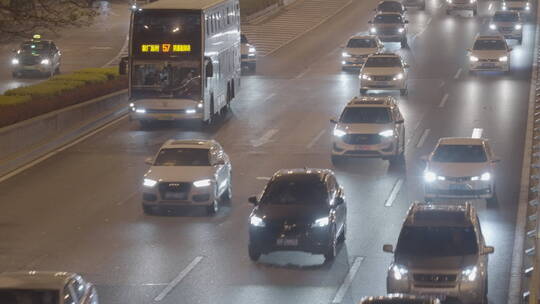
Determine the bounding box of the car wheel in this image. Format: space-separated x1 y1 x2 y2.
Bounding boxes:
222 179 232 202
206 198 219 216
518 37 523 44
324 226 338 262
338 223 346 243
331 155 343 166
249 63 256 73
400 39 408 48
481 277 489 304
400 88 408 96
248 245 261 261
55 67 60 75
486 187 497 205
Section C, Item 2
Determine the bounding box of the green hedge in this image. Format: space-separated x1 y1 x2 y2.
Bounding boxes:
0 95 31 106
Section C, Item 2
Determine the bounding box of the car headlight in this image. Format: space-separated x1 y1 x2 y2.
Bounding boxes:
361 74 372 80
11 58 19 65
131 4 137 10
499 56 508 62
250 215 265 227
469 0 475 3
185 109 196 114
502 3 507 9
312 217 329 227
370 27 377 33
489 24 496 30
40 59 50 65
342 52 351 58
198 102 203 109
424 171 437 182
437 175 446 180
447 0 452 4
249 47 256 53
461 266 478 282
481 172 491 181
470 55 479 62
333 128 347 137
135 108 146 114
515 24 522 30
193 179 212 188
390 264 409 280
526 5 530 9
393 73 403 80
143 178 158 188
398 27 405 33
379 129 394 137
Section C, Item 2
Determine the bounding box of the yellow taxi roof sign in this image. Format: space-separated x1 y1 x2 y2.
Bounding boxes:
32 34 41 40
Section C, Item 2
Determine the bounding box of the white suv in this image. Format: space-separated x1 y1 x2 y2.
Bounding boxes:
489 11 523 43
142 139 232 215
502 0 531 13
342 35 383 70
331 96 405 164
468 35 512 73
423 137 499 204
359 53 409 96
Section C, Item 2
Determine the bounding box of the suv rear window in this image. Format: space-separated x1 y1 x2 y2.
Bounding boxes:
261 176 328 205
396 226 478 256
340 107 391 123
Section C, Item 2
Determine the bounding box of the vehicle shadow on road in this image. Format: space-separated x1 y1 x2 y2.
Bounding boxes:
253 242 348 270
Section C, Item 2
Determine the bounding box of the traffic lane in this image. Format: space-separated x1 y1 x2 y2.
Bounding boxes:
0 1 129 94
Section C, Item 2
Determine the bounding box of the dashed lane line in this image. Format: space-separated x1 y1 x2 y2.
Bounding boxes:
154 256 203 302
416 129 431 149
307 129 326 149
439 93 449 108
384 178 404 207
454 68 462 79
263 93 276 102
251 129 279 147
331 257 365 304
256 176 271 180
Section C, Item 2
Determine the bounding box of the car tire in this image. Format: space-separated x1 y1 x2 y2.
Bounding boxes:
338 223 346 243
481 277 489 304
55 67 60 75
400 88 408 96
206 199 219 216
360 89 368 95
222 180 232 202
487 187 497 205
400 39 408 48
248 245 261 261
331 155 343 166
324 227 338 262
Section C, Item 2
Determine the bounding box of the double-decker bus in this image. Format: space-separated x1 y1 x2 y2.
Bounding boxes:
125 0 241 126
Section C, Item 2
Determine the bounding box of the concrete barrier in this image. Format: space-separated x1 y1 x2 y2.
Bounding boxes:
0 89 128 178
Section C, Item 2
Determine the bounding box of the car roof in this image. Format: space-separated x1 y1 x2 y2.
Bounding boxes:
346 96 397 108
377 0 403 4
375 12 403 16
0 271 75 290
272 168 333 181
161 139 217 149
437 137 486 146
404 202 475 227
142 0 225 10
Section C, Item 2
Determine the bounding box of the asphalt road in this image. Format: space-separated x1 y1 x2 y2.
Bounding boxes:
0 0 130 94
0 0 535 303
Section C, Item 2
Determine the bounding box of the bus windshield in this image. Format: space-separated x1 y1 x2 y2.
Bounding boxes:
131 62 201 100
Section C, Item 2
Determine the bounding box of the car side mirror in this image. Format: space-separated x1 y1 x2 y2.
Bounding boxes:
330 117 338 124
335 197 344 205
248 196 258 205
395 119 404 124
483 246 495 255
383 244 394 253
491 157 501 163
145 157 153 165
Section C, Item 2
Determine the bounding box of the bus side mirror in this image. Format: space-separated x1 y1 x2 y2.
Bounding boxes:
119 56 128 75
205 61 213 78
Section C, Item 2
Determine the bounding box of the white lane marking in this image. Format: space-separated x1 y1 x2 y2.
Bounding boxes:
154 256 203 302
251 129 278 147
384 178 404 207
454 68 462 79
256 176 271 180
331 257 364 304
439 80 445 88
103 34 129 67
142 283 168 286
488 3 493 10
0 111 128 184
416 129 431 148
471 128 483 138
307 129 326 149
90 46 112 50
263 93 276 102
295 68 310 79
427 17 433 25
439 93 449 108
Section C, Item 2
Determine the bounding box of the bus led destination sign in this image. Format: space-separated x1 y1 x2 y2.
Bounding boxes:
140 44 191 53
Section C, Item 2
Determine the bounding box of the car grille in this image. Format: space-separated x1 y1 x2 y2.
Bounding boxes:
158 182 191 200
343 134 381 145
378 29 399 35
372 75 393 81
500 26 514 31
265 220 311 234
414 273 457 283
241 54 248 59
444 176 473 182
479 58 499 62
20 57 40 65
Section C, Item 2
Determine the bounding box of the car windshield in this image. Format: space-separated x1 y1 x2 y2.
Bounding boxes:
473 39 506 50
153 148 210 166
20 42 51 53
0 289 59 304
378 2 403 11
432 144 487 162
347 38 377 48
340 107 392 123
364 56 401 67
374 14 403 23
396 226 478 256
241 34 248 43
493 13 519 22
261 176 328 205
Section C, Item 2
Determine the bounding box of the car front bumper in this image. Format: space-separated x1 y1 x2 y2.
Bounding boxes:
376 33 406 42
142 187 215 208
249 227 333 254
424 180 494 199
470 60 509 71
361 78 406 90
130 109 203 121
332 139 397 158
13 64 52 73
447 3 477 10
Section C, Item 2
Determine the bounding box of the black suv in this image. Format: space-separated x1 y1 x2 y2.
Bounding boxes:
248 168 347 262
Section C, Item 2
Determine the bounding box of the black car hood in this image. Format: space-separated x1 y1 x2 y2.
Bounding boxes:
395 254 478 270
254 204 328 222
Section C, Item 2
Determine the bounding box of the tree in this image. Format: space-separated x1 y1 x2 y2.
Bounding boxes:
0 0 97 42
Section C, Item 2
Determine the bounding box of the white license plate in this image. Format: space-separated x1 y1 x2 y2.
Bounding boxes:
277 238 298 246
376 81 391 85
450 183 467 190
165 192 187 200
482 63 496 68
357 145 375 150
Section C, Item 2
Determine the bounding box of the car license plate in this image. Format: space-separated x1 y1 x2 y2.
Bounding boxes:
158 115 175 120
376 81 390 85
482 63 496 68
164 192 187 200
277 238 298 246
450 183 467 190
357 145 374 150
